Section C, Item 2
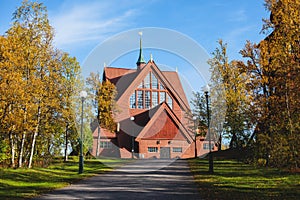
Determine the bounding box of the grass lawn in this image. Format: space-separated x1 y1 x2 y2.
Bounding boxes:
0 157 129 199
189 158 300 200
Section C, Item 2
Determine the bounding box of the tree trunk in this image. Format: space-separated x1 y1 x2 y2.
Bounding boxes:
96 125 100 157
229 132 237 149
19 107 27 168
246 130 256 147
9 131 15 168
28 106 41 169
18 132 26 168
64 123 68 162
218 132 222 151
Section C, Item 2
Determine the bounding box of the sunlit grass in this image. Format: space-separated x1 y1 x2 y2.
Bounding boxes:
0 157 128 199
189 159 300 200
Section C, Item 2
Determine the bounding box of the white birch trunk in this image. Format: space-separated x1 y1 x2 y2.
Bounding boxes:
64 124 68 162
28 106 41 169
9 131 15 168
18 132 26 168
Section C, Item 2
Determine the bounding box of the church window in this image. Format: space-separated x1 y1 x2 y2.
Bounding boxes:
100 141 112 148
144 73 150 89
145 91 151 109
152 91 158 107
151 73 158 89
160 83 165 90
203 143 213 150
167 93 173 108
138 82 143 88
173 147 182 153
129 92 136 108
148 147 158 152
129 71 174 110
159 92 166 103
137 90 143 109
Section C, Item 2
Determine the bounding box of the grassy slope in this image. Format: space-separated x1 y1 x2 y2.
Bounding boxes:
0 158 127 199
188 159 300 200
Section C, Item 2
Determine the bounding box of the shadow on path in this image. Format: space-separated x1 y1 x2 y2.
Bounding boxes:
34 159 200 200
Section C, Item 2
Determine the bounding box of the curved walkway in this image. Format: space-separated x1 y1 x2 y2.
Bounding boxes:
35 159 200 200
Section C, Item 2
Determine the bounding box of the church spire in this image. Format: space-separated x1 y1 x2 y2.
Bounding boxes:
136 32 146 69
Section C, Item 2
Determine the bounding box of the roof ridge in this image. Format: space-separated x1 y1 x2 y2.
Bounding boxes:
105 66 135 70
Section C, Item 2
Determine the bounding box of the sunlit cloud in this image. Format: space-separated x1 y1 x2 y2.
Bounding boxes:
50 1 137 48
227 25 254 39
223 25 255 58
228 9 247 22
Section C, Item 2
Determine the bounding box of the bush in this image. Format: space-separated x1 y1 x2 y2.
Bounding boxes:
257 158 266 167
0 139 9 163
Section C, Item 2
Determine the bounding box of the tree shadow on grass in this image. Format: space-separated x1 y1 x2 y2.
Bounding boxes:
0 159 113 199
190 159 300 200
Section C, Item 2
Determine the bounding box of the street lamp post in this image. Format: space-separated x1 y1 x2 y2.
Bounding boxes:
204 85 213 173
193 116 198 158
130 116 135 159
79 90 87 174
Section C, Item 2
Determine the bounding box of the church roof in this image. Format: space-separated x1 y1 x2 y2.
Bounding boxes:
162 71 189 109
136 102 193 143
103 67 135 85
103 61 190 111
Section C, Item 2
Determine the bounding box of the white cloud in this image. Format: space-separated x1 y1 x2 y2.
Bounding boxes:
223 25 255 58
228 9 247 22
227 25 254 39
49 1 137 48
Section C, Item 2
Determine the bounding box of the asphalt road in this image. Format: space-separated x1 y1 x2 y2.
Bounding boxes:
35 159 200 200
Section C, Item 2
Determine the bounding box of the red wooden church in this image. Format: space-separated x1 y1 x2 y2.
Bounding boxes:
91 35 211 159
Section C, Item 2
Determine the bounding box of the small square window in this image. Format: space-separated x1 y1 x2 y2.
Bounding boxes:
203 143 213 150
148 147 158 152
100 141 112 149
173 147 182 153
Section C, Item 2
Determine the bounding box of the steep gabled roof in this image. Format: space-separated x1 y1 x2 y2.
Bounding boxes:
92 127 116 139
103 67 140 100
136 102 193 143
103 67 135 85
162 71 189 108
114 61 190 111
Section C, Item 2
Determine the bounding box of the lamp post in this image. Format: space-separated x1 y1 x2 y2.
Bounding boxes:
204 85 213 173
193 116 198 158
130 116 135 159
79 90 87 174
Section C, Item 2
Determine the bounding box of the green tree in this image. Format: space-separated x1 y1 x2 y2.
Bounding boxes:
59 53 81 162
0 0 83 168
10 0 56 168
190 92 210 138
86 72 117 156
209 40 252 150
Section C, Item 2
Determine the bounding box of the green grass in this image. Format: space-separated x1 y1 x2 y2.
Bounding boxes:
188 158 300 200
0 157 129 199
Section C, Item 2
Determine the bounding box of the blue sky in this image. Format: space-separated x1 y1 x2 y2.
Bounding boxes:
0 0 269 94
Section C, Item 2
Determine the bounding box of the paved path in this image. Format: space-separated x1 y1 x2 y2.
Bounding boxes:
35 159 200 200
